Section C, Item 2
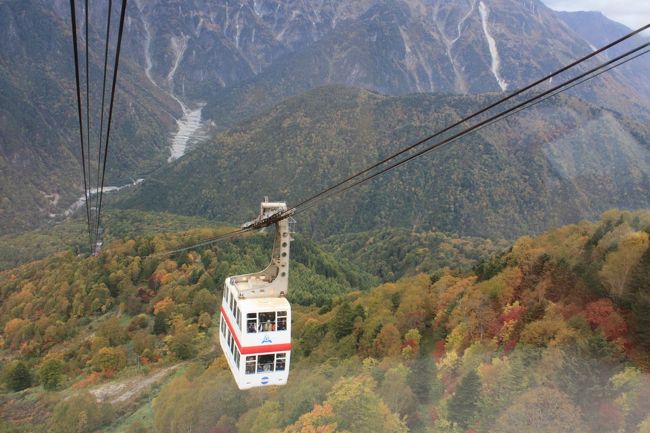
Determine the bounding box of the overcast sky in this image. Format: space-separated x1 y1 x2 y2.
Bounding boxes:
542 0 650 30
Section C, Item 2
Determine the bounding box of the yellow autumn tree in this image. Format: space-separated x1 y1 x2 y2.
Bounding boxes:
326 376 407 433
600 231 649 297
92 347 127 372
3 318 28 349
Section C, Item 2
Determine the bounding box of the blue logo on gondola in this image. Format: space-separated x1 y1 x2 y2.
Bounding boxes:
262 335 272 344
261 376 270 385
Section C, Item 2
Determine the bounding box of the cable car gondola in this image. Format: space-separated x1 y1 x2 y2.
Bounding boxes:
219 200 292 389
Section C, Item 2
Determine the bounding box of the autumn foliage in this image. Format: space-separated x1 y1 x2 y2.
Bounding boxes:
0 209 649 433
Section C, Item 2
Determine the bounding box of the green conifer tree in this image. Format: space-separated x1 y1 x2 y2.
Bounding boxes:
448 370 482 429
332 303 355 339
153 311 169 335
7 361 31 392
408 356 441 403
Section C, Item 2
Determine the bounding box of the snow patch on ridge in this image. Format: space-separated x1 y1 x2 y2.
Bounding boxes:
479 2 508 91
141 16 156 87
433 1 477 94
399 27 434 92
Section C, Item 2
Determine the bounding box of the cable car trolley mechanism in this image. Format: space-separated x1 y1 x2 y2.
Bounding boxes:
219 199 293 389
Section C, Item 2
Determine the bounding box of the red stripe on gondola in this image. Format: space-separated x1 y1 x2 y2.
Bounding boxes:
220 306 292 355
241 343 292 355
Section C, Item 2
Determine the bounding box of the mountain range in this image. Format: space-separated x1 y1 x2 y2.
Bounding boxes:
1 0 649 237
129 0 650 115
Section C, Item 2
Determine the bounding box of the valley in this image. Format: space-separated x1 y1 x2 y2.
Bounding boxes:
116 86 650 240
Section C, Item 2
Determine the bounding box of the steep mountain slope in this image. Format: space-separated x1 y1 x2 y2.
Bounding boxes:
124 0 374 102
102 0 649 127
0 0 180 234
201 0 650 127
117 86 650 239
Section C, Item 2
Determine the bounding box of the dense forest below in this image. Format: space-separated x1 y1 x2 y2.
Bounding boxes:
322 228 510 282
0 209 507 276
1 209 649 433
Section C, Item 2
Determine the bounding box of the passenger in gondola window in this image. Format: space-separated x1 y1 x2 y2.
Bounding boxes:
276 354 286 371
245 356 256 374
247 313 257 333
257 354 275 373
277 316 287 331
259 312 275 325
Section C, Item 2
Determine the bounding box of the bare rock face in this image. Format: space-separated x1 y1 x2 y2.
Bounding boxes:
124 0 374 101
130 0 589 97
121 0 642 127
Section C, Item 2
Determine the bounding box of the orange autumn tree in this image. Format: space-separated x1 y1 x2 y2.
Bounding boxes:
282 404 340 433
373 323 401 357
585 299 628 342
154 297 175 315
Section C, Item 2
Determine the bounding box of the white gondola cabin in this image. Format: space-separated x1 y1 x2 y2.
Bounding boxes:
219 200 293 389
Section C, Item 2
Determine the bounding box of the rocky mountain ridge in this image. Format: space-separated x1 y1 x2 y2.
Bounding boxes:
113 0 650 127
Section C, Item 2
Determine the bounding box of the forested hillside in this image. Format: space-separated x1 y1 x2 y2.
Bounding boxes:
0 210 228 270
321 228 510 282
119 86 650 240
1 209 649 432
